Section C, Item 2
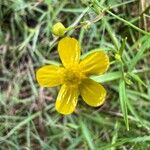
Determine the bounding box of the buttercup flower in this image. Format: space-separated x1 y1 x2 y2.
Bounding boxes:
36 37 109 115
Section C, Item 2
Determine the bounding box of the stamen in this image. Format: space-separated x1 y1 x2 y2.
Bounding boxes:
63 65 85 85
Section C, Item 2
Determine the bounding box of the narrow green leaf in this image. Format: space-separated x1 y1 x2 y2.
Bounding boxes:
119 37 127 56
91 71 122 83
129 72 147 88
119 79 129 130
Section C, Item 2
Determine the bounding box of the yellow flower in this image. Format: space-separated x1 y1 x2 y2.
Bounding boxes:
36 37 109 115
52 22 66 37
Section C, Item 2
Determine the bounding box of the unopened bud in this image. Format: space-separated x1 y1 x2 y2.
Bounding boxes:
52 22 66 37
115 53 121 61
81 21 91 30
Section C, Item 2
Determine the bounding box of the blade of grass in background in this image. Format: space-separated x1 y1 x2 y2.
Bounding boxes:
80 118 94 150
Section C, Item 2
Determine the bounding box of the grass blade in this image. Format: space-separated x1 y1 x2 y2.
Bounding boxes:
80 119 94 150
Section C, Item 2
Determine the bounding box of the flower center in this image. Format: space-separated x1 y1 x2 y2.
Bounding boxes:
63 65 85 85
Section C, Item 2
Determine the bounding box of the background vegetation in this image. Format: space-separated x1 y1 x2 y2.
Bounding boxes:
0 0 150 149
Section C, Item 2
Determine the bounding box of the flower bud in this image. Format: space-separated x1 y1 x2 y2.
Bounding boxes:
115 53 121 62
52 22 66 37
81 21 91 30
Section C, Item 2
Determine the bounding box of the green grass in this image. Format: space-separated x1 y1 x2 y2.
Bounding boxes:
0 0 150 149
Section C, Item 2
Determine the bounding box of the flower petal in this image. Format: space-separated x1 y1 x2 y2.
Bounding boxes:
79 78 106 107
79 51 109 76
58 37 80 67
55 84 79 115
36 65 64 87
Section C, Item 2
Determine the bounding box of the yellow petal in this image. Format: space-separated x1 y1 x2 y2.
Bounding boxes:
79 78 106 107
79 51 109 76
55 84 79 115
36 65 64 87
58 37 80 67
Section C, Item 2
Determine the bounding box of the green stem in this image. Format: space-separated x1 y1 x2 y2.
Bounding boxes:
106 10 150 36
